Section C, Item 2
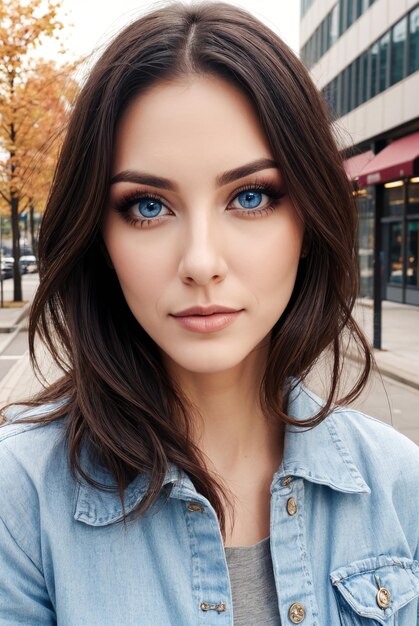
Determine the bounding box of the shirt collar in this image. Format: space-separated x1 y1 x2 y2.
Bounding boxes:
272 382 371 495
74 380 370 526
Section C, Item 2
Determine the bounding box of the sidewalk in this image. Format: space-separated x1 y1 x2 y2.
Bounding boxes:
0 295 418 405
353 299 419 390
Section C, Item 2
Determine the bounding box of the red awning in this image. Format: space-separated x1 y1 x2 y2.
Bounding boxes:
357 131 419 188
344 150 374 180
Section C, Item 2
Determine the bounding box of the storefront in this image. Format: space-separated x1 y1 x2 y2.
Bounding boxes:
346 131 419 307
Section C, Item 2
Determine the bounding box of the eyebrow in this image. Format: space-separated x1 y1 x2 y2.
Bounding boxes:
110 158 279 190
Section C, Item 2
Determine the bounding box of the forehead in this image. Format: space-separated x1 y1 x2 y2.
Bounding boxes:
112 74 274 178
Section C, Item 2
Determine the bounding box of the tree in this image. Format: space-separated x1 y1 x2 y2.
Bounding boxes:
4 59 79 253
0 0 68 301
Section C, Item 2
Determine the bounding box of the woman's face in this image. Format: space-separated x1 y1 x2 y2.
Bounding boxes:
103 74 304 377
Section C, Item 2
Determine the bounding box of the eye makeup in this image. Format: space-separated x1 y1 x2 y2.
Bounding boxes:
111 176 286 228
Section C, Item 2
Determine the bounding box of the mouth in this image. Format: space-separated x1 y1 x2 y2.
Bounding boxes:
170 308 243 333
171 305 242 317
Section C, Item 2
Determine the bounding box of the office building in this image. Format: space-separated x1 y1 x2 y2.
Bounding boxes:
300 0 419 307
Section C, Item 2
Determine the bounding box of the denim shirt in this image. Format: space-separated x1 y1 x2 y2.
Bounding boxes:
0 383 418 626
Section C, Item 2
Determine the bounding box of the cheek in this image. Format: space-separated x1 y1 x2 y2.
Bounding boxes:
103 218 171 304
231 213 303 291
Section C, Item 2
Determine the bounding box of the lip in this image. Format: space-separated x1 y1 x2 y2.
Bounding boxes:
170 310 243 333
171 305 241 317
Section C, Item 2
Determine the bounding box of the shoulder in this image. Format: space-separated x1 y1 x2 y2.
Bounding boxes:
0 402 67 469
301 384 419 495
0 403 70 518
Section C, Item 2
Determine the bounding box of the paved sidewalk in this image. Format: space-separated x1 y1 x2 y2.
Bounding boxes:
0 295 418 406
353 299 419 390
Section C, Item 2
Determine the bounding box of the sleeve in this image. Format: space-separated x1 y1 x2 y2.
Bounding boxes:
0 515 56 625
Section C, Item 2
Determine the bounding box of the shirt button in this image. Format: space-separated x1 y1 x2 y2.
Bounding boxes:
286 497 298 516
187 502 204 512
281 476 293 486
376 587 391 609
289 602 305 623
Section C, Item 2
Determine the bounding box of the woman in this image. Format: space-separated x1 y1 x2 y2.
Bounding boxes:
0 2 418 625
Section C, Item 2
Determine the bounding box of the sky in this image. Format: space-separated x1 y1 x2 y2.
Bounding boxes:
39 0 300 67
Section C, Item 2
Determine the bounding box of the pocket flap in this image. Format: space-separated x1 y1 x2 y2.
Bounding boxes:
330 556 419 623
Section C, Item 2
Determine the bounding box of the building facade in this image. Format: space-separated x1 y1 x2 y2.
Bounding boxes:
300 0 419 307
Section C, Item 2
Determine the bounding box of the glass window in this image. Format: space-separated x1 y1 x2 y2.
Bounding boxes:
391 16 407 86
332 76 339 117
388 223 403 284
347 0 354 29
357 188 374 298
339 0 346 36
342 66 350 114
409 6 419 75
370 42 379 97
354 57 360 108
320 18 328 56
361 50 369 103
315 25 320 63
337 72 343 116
407 221 419 287
408 181 419 215
384 185 404 217
355 0 363 20
326 12 332 52
379 32 390 93
330 5 339 46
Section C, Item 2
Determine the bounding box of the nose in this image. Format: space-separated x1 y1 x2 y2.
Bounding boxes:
178 211 228 286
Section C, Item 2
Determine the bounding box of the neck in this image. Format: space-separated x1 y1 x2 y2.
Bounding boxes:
163 344 284 479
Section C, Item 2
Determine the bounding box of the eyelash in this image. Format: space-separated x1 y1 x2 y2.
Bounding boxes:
112 179 286 228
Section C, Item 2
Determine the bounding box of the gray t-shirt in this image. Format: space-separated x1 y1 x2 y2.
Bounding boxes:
225 537 281 625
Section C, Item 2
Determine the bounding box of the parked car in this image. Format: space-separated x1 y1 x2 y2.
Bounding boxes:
0 257 14 280
0 254 38 278
19 255 37 274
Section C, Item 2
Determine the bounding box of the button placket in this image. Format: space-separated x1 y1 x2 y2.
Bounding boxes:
270 479 319 625
182 494 232 624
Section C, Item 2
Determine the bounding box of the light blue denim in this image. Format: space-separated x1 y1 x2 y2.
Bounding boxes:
0 382 418 625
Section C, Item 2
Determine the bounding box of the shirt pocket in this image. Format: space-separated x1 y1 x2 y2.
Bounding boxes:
330 555 419 625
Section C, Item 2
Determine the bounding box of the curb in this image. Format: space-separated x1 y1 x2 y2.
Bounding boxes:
0 301 31 334
347 351 419 392
0 350 31 405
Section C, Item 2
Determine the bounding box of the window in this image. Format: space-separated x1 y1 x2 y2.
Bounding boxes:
384 185 404 217
347 0 354 29
330 5 339 46
407 221 419 287
370 42 379 97
361 50 369 103
388 222 403 284
355 0 363 20
409 6 419 75
338 72 344 116
379 32 390 93
339 0 346 36
391 16 407 85
342 66 350 114
408 180 419 215
352 59 359 110
320 18 328 56
332 76 339 117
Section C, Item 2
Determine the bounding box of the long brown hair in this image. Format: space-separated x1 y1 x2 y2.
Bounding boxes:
2 1 372 535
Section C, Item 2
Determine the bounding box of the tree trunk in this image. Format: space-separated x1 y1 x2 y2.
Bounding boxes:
29 202 37 258
11 193 22 302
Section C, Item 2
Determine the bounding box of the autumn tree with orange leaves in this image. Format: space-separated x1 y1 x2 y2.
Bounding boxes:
0 0 78 301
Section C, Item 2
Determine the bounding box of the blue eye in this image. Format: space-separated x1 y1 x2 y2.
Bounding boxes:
136 198 163 218
236 190 263 209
